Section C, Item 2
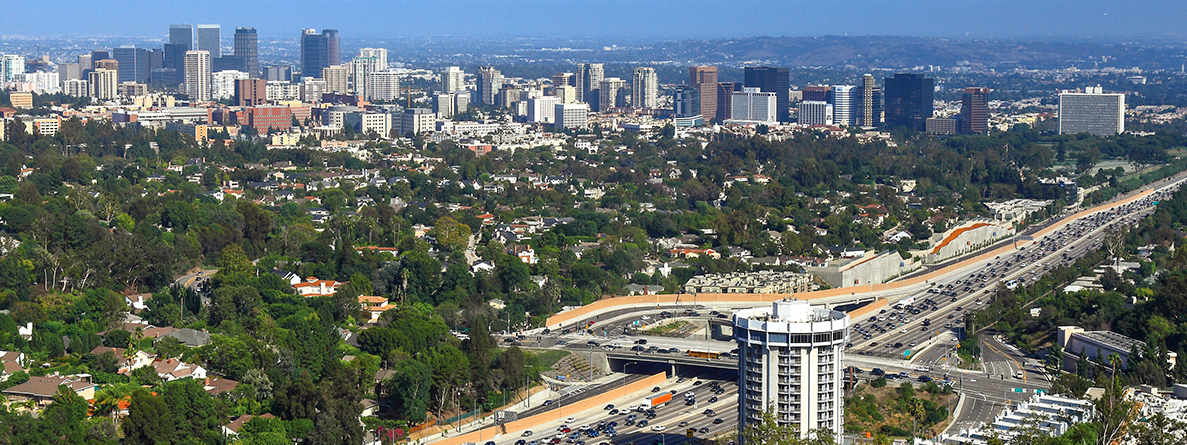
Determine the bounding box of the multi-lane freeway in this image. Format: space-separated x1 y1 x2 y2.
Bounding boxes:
467 174 1187 445
459 371 741 445
849 179 1175 364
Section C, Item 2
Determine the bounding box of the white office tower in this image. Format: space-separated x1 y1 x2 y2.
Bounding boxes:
631 67 659 109
1059 85 1125 136
212 70 249 100
1 55 26 82
730 87 778 124
442 66 465 93
798 101 834 126
358 48 388 70
184 50 212 101
351 56 378 95
367 70 401 102
323 65 350 94
528 96 561 123
88 69 118 100
434 93 456 119
303 79 327 102
734 299 849 444
555 102 590 129
828 85 859 126
16 72 61 94
266 81 302 101
63 79 89 97
555 85 578 104
453 92 470 115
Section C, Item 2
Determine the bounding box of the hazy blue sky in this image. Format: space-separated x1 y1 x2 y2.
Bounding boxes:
7 0 1187 40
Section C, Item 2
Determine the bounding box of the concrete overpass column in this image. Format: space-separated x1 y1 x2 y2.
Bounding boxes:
590 352 610 375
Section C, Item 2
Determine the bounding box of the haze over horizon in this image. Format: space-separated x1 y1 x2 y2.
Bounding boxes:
6 0 1187 41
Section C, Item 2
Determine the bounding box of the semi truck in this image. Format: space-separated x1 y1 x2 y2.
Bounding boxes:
636 392 672 411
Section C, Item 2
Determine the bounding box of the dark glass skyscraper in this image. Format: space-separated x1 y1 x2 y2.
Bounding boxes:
112 46 149 83
883 73 935 131
169 24 193 50
197 24 221 58
960 87 989 134
743 66 790 122
301 29 340 78
234 27 259 76
324 29 340 66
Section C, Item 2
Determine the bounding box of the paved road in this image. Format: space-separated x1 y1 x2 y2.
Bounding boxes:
173 268 217 290
448 371 740 445
847 178 1176 363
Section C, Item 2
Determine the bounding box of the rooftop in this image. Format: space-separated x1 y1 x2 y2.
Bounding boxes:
1078 330 1146 352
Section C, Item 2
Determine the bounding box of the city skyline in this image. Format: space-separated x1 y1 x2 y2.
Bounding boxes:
5 0 1187 39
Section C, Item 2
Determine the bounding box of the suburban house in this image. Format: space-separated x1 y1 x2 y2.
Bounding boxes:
358 296 397 322
151 358 207 381
89 346 154 374
223 414 276 438
2 374 98 405
1 350 26 378
271 269 302 286
160 328 211 347
293 276 343 297
204 377 240 395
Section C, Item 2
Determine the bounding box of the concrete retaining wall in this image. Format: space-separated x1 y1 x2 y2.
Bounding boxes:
926 221 1014 264
427 372 669 445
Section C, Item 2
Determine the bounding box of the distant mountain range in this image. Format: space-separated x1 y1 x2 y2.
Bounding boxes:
601 36 1187 70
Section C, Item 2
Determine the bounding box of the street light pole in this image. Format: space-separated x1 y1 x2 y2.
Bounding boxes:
622 361 637 391
524 364 532 408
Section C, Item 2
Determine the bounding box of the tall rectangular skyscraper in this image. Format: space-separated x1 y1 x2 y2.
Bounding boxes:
689 66 718 121
112 46 150 83
716 82 740 121
883 73 934 131
860 74 882 127
301 29 340 78
827 85 859 126
961 87 989 134
743 66 790 122
477 66 503 105
324 30 341 66
234 27 258 76
442 66 465 93
184 50 212 101
169 24 193 50
197 25 221 58
632 67 658 109
575 63 603 105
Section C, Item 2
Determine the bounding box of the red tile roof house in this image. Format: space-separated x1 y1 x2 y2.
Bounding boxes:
293 276 343 297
